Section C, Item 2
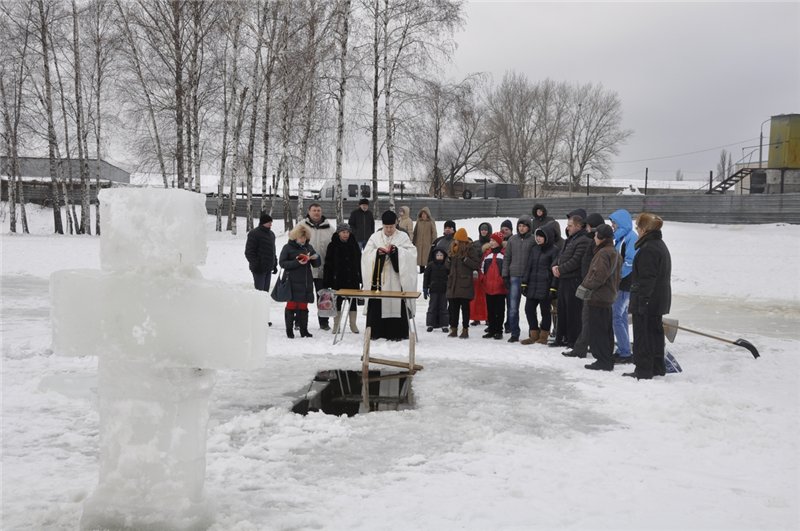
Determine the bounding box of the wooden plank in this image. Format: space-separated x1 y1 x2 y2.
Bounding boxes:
335 288 421 299
365 356 423 372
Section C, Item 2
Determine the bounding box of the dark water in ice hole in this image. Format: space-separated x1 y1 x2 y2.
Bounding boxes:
291 369 415 416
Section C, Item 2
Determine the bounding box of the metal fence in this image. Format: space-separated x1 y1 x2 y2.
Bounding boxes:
208 193 800 225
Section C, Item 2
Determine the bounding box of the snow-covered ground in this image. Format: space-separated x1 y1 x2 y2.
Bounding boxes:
2 203 799 530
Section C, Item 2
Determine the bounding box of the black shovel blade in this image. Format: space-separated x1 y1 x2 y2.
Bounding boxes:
734 339 760 359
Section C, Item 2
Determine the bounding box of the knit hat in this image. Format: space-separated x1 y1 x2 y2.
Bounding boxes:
567 208 587 221
500 219 513 231
259 212 272 225
434 249 446 260
381 210 397 225
595 224 614 241
358 198 369 205
454 227 469 242
444 220 456 230
585 213 605 229
336 222 352 233
490 232 504 246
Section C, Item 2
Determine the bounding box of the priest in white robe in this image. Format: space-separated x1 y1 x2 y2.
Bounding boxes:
361 210 418 340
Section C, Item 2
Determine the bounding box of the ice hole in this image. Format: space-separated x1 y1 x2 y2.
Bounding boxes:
292 370 415 416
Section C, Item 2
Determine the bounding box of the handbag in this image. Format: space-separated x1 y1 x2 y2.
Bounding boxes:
316 288 337 318
270 270 292 302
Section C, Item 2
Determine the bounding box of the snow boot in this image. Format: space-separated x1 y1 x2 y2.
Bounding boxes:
349 310 359 333
520 329 541 345
448 327 458 338
535 331 550 345
298 310 313 338
459 327 469 339
284 309 295 339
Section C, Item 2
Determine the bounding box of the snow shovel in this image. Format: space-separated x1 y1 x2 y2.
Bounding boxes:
661 318 760 359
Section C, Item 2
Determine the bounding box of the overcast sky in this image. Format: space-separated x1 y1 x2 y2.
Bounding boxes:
449 1 800 182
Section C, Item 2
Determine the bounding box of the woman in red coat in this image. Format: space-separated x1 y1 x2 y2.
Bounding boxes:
480 232 508 339
469 222 492 325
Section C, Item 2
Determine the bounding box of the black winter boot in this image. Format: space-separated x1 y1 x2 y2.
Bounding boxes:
298 310 313 338
284 309 295 339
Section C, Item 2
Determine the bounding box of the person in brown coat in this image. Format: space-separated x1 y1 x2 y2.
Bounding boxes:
580 224 622 371
412 207 437 273
397 206 414 236
446 228 481 338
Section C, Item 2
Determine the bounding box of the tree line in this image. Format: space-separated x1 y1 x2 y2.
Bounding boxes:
1 0 631 235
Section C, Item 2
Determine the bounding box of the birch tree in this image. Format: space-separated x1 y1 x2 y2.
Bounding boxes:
0 1 34 234
35 0 64 234
332 0 352 223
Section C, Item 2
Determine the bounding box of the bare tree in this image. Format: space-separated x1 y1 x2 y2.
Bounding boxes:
529 79 568 196
482 71 539 196
716 148 733 181
115 0 169 187
70 0 90 233
35 0 64 234
88 0 119 235
332 0 352 223
561 82 632 187
375 0 463 208
0 1 33 234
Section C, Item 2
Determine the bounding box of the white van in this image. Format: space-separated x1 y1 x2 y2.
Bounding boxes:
317 179 371 201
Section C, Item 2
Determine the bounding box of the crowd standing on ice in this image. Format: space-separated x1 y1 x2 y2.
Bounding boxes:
247 200 672 380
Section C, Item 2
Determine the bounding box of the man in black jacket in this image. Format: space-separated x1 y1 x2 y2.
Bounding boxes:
245 212 277 290
551 215 592 348
625 212 672 380
348 198 375 250
245 213 277 325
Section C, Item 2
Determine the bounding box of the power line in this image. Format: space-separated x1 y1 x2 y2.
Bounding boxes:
615 137 759 164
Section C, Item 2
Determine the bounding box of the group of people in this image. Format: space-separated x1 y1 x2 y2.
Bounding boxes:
245 200 672 380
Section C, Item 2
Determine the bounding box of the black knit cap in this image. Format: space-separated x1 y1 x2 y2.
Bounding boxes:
381 210 397 225
359 198 369 205
259 212 273 225
500 219 513 230
444 220 456 230
585 213 605 229
595 223 614 240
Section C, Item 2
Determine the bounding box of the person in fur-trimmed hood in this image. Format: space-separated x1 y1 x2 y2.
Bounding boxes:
626 212 672 380
446 228 481 338
279 224 321 339
412 207 437 273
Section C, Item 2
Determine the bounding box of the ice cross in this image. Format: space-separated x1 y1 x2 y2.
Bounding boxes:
51 188 268 531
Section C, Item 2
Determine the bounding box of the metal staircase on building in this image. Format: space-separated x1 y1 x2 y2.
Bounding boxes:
706 167 753 194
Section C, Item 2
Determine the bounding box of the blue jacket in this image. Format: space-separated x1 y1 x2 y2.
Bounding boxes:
608 209 638 287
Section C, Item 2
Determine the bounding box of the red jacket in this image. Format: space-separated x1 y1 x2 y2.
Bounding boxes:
481 248 508 296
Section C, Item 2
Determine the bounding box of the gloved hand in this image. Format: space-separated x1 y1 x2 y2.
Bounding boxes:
502 276 510 290
549 287 557 299
521 283 528 292
472 270 479 280
423 288 429 300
